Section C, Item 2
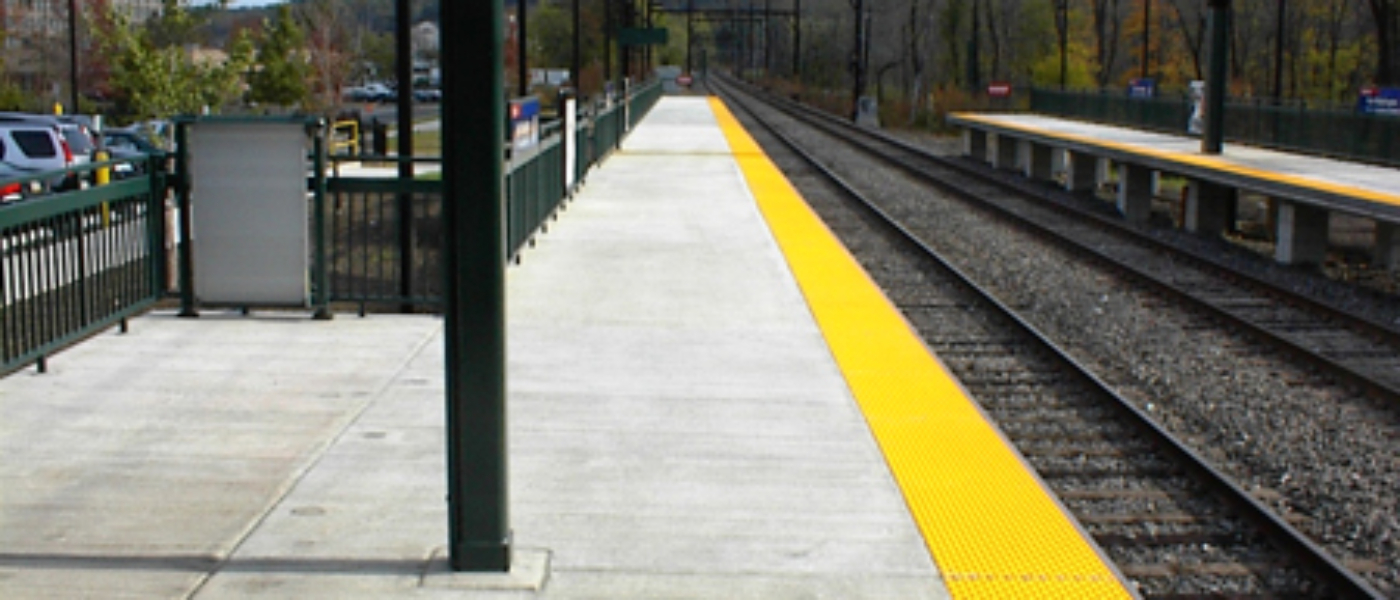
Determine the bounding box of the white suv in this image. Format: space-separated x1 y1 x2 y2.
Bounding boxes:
0 114 76 189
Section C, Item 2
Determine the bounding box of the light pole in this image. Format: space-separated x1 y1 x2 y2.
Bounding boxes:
68 0 79 113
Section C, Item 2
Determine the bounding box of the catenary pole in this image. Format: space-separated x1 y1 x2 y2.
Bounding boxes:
1202 0 1230 153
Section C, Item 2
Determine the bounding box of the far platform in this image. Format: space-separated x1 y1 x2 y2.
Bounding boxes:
948 112 1400 267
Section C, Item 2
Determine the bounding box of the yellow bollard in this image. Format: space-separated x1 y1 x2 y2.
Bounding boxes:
95 150 111 186
96 150 111 227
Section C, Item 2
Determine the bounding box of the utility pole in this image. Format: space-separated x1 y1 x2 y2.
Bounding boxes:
68 0 79 113
518 0 529 97
793 0 802 79
573 0 581 94
850 0 865 121
604 0 612 87
967 0 980 92
1141 0 1151 79
1273 0 1286 101
1057 0 1068 88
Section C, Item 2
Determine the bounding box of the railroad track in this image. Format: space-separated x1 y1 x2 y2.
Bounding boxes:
738 82 1400 405
712 77 1389 598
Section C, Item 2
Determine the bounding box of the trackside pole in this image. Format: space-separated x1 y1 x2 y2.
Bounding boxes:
1202 0 1230 154
442 0 510 572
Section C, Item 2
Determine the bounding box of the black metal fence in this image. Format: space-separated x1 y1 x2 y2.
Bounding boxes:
1029 88 1399 167
1 156 169 375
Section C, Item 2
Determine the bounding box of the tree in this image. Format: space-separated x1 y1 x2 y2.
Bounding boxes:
93 4 253 121
248 5 310 109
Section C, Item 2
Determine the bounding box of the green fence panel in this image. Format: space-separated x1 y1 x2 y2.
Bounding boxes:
2 156 168 375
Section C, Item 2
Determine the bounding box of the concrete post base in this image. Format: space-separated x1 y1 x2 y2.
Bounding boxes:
965 129 988 163
1065 152 1097 193
1275 201 1330 265
993 134 1018 170
1022 141 1053 181
1117 163 1153 223
1375 222 1400 270
1185 179 1235 235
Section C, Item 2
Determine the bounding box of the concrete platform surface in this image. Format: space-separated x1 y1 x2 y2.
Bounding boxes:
0 97 948 599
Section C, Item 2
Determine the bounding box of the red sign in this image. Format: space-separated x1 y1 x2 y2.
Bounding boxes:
677 74 694 86
987 82 1013 97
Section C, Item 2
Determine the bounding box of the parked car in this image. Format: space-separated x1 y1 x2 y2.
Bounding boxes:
413 88 442 102
0 113 75 189
0 160 47 203
343 82 396 103
100 127 165 179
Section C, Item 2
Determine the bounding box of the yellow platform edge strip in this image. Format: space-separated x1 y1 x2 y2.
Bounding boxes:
949 112 1400 209
710 98 1133 599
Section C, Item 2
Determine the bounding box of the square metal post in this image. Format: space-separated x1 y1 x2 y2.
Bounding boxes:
442 0 510 572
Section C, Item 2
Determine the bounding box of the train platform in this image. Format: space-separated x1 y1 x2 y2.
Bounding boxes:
948 112 1400 267
0 98 1131 598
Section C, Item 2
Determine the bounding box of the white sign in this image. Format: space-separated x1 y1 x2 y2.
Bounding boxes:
189 122 310 306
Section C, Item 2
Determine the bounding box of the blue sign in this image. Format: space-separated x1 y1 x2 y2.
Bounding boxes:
1128 78 1156 99
1357 87 1400 116
509 97 541 151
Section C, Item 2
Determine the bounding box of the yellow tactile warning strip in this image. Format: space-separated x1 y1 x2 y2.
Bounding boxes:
951 112 1400 210
709 97 1134 599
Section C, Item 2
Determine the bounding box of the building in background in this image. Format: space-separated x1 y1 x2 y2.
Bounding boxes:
1 0 175 106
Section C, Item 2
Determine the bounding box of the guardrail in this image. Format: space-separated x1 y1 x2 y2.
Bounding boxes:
1029 88 1399 167
1 155 169 376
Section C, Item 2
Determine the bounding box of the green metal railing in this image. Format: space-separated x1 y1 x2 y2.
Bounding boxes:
1 155 169 375
319 81 664 310
320 157 445 310
1030 88 1399 167
506 136 564 261
628 80 663 129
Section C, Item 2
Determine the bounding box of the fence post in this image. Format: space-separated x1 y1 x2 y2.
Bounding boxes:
312 121 332 320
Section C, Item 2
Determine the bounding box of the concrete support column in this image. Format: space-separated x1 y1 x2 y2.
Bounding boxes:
1022 141 1053 181
993 134 1018 170
1051 148 1068 179
1116 163 1153 223
1096 158 1112 188
965 129 988 163
1064 151 1097 193
1184 178 1235 235
1274 201 1330 265
1373 222 1400 270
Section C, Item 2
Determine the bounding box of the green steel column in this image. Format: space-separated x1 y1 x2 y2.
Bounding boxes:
1202 0 1230 154
312 123 332 320
442 0 510 572
397 0 415 313
175 123 197 318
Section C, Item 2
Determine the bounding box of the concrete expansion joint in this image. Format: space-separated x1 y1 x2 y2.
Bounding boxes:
418 547 551 591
